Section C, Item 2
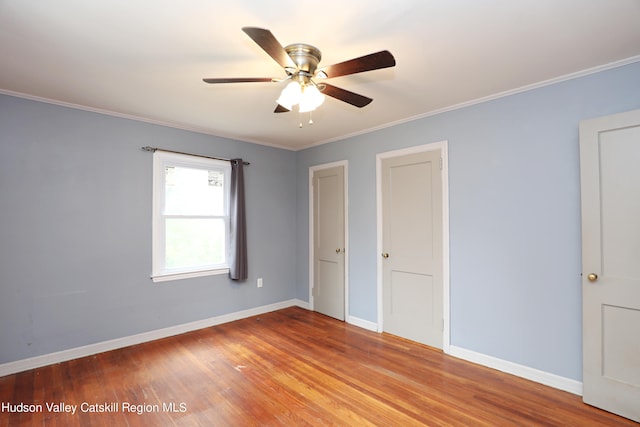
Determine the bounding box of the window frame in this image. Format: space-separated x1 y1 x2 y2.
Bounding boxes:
151 151 231 282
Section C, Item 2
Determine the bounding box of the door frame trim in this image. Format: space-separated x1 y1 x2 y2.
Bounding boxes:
309 160 349 319
375 141 450 352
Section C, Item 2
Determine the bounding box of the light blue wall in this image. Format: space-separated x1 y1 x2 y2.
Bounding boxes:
296 61 640 381
0 95 297 364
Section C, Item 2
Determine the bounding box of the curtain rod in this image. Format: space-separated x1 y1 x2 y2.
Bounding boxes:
141 146 250 165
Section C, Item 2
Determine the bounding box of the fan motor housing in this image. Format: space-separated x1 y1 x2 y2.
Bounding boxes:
284 43 322 76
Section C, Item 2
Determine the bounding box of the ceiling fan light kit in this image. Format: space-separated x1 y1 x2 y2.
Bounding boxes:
203 27 396 124
276 80 327 112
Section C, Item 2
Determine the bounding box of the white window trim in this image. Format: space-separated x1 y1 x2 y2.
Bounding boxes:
151 268 229 283
151 151 231 283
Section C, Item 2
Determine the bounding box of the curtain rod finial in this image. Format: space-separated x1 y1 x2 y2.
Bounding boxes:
141 146 157 152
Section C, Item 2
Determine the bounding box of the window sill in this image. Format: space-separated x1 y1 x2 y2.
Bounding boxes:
151 268 230 283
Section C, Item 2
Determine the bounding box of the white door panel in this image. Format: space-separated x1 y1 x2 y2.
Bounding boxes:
381 149 443 348
580 109 640 422
312 165 345 321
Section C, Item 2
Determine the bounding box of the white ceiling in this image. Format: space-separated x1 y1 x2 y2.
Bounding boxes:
2 1 640 150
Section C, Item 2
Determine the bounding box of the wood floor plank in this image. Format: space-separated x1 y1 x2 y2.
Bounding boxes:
0 307 636 426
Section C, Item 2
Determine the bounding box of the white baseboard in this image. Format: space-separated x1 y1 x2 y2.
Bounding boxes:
0 299 308 377
447 345 583 396
294 299 310 310
347 315 378 332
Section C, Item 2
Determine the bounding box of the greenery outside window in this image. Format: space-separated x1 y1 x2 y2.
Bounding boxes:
152 151 231 282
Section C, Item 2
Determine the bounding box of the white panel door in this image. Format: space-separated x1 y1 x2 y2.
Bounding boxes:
381 150 443 348
312 165 345 321
580 109 640 422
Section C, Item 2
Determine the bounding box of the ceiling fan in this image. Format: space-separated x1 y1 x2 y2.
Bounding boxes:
203 27 396 115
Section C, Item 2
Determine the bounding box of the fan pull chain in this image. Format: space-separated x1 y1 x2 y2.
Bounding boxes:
298 112 315 128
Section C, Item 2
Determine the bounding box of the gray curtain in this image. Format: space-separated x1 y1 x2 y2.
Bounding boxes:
229 159 248 280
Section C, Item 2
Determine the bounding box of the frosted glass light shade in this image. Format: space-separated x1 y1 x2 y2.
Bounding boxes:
276 82 302 110
298 85 325 113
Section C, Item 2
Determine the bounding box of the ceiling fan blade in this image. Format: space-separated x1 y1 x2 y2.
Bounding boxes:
318 50 396 79
203 77 275 84
320 83 373 108
274 104 290 113
242 27 297 70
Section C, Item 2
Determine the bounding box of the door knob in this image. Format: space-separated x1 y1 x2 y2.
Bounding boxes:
382 253 389 259
336 248 342 254
587 273 598 282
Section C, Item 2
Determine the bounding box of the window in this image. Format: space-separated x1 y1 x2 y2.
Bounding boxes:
152 151 231 282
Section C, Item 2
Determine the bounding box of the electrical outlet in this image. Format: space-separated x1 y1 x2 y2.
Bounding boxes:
257 277 263 288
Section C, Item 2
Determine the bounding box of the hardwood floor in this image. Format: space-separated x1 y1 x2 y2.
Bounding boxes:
0 307 635 426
